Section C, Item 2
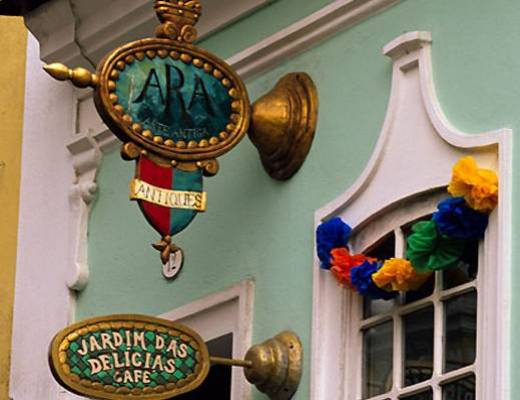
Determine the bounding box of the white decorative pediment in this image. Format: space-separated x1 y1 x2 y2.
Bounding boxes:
319 31 509 227
311 31 511 400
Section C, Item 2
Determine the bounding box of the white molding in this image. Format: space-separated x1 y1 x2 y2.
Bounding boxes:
65 89 120 291
25 0 272 67
161 280 255 400
26 0 403 79
311 31 512 400
228 0 402 80
10 34 77 400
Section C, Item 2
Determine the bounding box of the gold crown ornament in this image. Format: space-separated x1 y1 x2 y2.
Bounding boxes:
154 0 202 42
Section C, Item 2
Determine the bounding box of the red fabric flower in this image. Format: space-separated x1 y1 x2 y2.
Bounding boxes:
330 248 375 288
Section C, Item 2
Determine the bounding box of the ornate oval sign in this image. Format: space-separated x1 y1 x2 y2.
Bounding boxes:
49 315 210 400
94 39 251 162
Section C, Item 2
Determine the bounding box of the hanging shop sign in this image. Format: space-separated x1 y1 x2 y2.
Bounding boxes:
44 0 319 278
49 315 303 400
49 315 209 399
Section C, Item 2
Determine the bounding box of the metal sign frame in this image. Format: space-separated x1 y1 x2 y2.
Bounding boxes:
49 315 210 400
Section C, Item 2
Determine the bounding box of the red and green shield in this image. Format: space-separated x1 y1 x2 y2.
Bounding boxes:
131 156 205 237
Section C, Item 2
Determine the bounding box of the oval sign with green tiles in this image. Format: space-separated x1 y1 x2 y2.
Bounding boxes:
49 315 210 400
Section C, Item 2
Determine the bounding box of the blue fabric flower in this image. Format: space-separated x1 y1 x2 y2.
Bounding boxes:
316 217 352 269
350 261 397 300
432 197 488 240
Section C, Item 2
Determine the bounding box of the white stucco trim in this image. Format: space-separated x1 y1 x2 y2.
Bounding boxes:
27 0 404 77
311 31 511 400
25 0 273 67
10 34 77 400
161 280 255 400
229 0 402 80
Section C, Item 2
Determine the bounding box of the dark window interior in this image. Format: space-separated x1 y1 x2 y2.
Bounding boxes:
365 231 395 261
176 333 233 400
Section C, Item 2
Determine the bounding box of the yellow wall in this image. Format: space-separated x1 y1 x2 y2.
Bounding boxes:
0 16 27 399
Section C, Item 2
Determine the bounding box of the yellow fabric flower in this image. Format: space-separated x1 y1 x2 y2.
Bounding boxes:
372 258 431 292
448 156 498 213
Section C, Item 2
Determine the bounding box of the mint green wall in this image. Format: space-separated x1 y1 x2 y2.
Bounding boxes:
81 0 520 398
201 0 335 58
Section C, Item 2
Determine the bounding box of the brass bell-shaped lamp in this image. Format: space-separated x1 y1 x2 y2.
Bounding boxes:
249 73 318 180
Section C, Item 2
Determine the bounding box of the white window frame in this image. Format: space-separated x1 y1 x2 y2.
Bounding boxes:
311 31 512 400
345 190 485 400
161 280 255 400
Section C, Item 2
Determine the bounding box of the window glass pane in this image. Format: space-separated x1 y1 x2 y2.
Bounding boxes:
444 291 477 372
400 389 433 400
404 307 434 386
443 239 479 290
363 321 393 398
365 232 396 261
364 233 396 318
364 297 395 319
404 273 435 304
442 374 475 400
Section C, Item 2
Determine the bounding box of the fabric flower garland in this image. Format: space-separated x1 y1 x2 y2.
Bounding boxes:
432 197 489 240
372 259 431 292
316 156 498 300
329 248 373 288
448 156 498 212
406 220 465 272
351 261 397 300
316 217 352 269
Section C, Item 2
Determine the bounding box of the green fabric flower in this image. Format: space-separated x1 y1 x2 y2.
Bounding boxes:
406 221 465 272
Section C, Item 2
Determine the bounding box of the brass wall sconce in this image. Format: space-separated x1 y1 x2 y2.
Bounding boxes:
245 331 303 399
212 331 303 399
250 73 318 180
44 0 318 273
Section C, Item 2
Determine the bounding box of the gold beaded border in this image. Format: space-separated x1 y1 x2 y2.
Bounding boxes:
94 38 250 163
49 315 210 400
109 49 239 149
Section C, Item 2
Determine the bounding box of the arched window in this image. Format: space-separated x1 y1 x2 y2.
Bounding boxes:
346 190 481 399
311 32 511 400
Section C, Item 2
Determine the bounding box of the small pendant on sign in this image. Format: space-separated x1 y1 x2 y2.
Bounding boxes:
162 247 184 280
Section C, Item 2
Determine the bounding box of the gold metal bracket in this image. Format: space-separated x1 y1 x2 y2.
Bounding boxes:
249 73 318 180
210 331 303 400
